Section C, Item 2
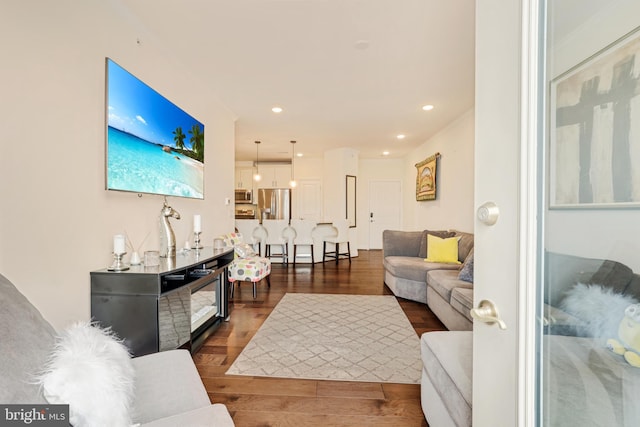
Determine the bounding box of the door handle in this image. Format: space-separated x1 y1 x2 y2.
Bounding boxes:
470 299 507 329
477 202 500 225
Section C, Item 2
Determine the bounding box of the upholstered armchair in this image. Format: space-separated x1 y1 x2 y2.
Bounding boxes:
220 232 271 299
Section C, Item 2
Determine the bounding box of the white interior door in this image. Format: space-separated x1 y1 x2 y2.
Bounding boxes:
473 1 539 426
368 180 401 249
475 2 640 426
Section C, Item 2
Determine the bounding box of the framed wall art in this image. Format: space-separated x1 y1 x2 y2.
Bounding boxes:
549 26 640 209
415 153 439 201
346 175 356 227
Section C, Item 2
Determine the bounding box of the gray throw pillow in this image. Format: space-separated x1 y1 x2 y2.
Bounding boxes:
458 248 474 283
0 273 56 403
589 260 633 293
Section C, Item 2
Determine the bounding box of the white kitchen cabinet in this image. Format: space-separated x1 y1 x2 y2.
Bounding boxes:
235 167 254 189
258 165 291 188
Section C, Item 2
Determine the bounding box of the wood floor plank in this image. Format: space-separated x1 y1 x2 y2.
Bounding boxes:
204 376 318 397
197 364 232 377
213 394 425 418
229 411 429 427
194 250 445 426
381 383 422 400
316 381 385 399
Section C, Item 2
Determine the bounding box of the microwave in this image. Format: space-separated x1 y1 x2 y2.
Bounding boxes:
235 189 252 204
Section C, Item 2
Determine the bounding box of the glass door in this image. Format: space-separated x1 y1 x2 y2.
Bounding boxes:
539 1 640 425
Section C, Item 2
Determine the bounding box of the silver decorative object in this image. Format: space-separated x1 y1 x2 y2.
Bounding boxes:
192 231 203 250
108 252 129 271
160 199 181 257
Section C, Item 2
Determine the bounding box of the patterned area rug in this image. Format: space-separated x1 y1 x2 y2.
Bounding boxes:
226 293 422 384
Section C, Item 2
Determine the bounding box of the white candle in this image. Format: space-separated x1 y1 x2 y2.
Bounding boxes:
113 234 126 254
193 214 202 233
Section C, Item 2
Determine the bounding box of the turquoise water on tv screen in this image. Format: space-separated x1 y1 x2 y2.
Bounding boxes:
107 126 204 199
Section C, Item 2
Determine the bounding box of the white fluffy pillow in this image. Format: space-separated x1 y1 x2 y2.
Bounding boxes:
38 321 135 427
560 283 639 340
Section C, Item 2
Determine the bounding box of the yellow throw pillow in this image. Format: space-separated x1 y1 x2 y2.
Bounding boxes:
425 234 461 264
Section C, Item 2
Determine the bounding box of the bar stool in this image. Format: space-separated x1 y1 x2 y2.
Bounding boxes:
322 219 351 264
262 219 290 265
290 219 317 265
234 219 261 255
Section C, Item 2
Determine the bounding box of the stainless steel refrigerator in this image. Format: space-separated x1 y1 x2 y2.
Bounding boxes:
257 188 291 222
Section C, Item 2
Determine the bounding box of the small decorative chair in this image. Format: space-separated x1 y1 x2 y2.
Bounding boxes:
322 219 351 264
290 219 317 265
220 232 271 299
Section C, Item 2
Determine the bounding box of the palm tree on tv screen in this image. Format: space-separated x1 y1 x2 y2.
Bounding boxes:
173 127 186 150
189 124 204 162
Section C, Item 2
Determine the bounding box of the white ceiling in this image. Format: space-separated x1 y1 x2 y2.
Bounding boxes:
120 0 475 162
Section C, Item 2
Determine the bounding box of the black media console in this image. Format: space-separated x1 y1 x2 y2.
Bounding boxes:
90 247 234 357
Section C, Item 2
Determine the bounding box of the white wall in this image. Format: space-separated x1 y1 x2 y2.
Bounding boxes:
404 108 475 232
546 0 640 271
293 157 324 181
322 148 359 222
233 107 476 249
0 0 236 330
354 108 475 248
287 108 475 250
290 157 323 220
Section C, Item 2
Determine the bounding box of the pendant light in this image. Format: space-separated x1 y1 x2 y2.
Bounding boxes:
289 140 297 188
253 141 262 182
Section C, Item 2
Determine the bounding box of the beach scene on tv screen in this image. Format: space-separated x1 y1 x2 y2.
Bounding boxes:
106 59 204 199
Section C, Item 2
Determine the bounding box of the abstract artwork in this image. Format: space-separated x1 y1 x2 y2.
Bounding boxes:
550 27 640 208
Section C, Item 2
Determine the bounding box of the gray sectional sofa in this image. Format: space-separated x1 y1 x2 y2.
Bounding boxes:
418 252 640 427
383 229 474 426
382 229 474 330
541 252 640 426
0 273 234 426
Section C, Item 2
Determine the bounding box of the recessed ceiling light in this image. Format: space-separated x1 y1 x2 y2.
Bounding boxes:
296 153 303 157
397 134 405 140
382 151 390 156
272 106 283 113
422 104 434 111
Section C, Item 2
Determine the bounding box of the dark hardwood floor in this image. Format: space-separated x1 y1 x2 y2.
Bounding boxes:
194 250 446 426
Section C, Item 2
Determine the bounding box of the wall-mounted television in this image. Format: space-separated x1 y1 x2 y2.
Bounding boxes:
105 58 204 199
